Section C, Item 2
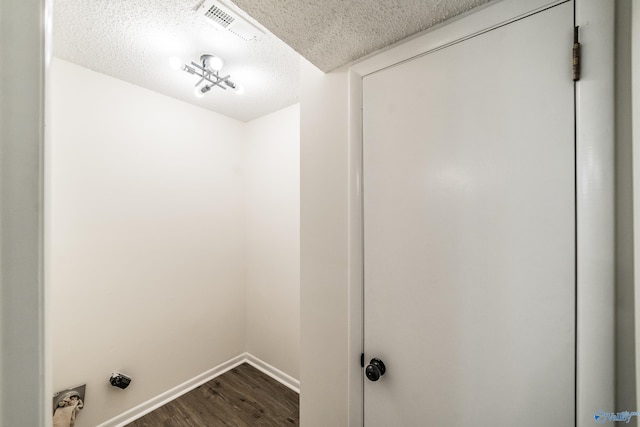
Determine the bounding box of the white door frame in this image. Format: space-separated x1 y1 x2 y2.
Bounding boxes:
0 0 52 425
347 0 615 425
634 0 640 415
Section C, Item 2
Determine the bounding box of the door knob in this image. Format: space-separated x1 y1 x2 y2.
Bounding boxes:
365 358 386 381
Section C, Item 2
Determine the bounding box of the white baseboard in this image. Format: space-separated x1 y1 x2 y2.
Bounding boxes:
243 352 300 393
97 354 246 427
97 353 298 427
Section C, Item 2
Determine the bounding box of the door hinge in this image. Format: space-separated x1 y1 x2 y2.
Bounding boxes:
573 26 581 82
360 353 365 368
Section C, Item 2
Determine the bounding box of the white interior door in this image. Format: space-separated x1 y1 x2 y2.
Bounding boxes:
363 3 575 426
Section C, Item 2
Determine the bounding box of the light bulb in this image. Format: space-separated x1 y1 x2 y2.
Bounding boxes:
204 55 224 71
194 86 205 98
169 56 183 70
234 83 245 95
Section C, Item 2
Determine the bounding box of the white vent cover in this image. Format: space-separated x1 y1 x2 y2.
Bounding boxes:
198 0 265 42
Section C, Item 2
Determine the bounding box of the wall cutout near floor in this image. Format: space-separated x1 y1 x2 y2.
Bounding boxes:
49 58 300 427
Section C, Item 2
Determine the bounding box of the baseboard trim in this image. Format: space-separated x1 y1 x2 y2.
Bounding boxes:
97 354 246 427
244 353 300 393
97 353 299 427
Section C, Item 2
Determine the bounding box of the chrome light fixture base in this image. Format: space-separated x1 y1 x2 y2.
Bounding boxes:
171 54 243 97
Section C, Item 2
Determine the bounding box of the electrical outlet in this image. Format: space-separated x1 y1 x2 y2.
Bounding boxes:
109 372 132 389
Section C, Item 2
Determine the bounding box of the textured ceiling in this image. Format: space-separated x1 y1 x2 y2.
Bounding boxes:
232 0 494 72
53 0 301 122
53 0 493 122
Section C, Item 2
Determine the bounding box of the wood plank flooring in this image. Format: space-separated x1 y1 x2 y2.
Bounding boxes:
127 363 299 427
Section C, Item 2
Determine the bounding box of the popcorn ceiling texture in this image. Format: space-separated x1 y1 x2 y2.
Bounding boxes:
53 0 491 121
53 0 301 122
232 0 493 72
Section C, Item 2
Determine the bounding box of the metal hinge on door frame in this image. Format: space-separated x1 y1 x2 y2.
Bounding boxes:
573 26 581 81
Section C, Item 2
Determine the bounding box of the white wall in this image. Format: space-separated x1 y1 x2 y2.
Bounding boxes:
299 58 351 426
50 59 247 427
245 104 300 380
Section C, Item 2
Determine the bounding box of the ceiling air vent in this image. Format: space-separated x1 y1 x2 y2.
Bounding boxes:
198 0 265 42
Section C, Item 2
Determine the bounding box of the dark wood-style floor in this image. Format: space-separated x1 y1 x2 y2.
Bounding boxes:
127 363 299 426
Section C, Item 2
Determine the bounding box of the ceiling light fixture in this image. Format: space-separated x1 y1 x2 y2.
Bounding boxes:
170 54 244 97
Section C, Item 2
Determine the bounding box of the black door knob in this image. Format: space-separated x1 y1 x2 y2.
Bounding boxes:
365 358 386 381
